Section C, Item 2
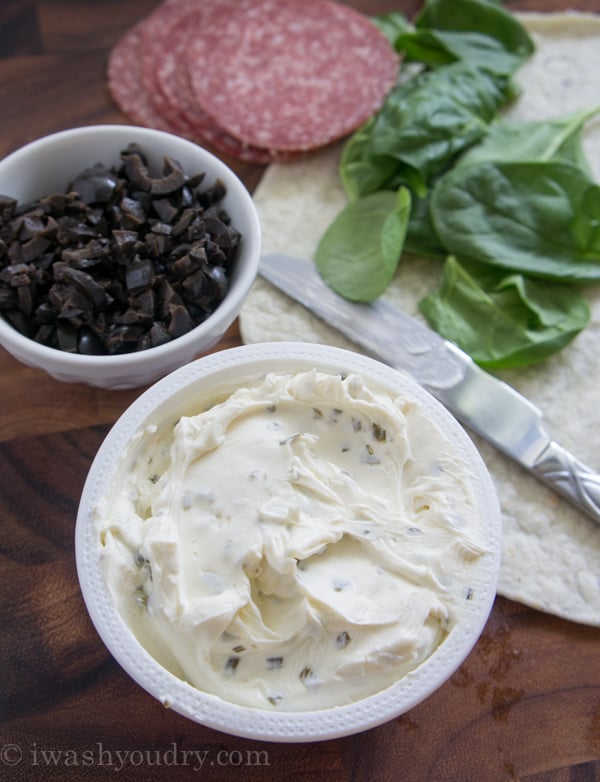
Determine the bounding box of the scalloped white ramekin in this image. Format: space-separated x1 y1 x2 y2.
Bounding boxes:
0 125 260 389
75 342 501 741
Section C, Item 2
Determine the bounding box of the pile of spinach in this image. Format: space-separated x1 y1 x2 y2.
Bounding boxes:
314 0 600 369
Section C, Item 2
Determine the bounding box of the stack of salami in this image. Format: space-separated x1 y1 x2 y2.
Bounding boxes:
108 0 399 163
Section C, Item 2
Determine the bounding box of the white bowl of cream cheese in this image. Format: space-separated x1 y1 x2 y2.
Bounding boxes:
75 341 502 741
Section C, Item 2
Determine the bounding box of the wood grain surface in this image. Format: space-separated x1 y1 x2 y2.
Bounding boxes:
0 2 599 780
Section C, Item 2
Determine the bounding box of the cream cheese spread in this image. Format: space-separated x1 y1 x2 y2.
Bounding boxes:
96 369 487 711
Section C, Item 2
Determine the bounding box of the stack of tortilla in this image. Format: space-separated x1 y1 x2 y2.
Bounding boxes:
240 14 600 627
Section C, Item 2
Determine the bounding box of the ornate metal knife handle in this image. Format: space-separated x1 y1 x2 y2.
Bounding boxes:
531 441 600 526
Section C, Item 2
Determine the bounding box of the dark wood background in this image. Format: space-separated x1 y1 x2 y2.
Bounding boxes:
1 1 599 780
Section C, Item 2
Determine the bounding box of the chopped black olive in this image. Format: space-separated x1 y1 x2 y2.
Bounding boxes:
336 631 351 649
0 143 239 354
360 443 381 464
78 326 106 355
167 302 194 338
279 433 300 446
266 656 284 669
56 321 79 353
372 422 387 442
0 195 17 222
53 264 111 311
70 165 119 204
224 656 240 674
21 234 51 262
125 258 155 293
152 198 179 224
148 322 172 348
362 443 381 465
134 584 148 607
299 666 317 687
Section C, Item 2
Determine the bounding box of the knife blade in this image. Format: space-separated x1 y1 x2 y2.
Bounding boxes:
259 252 600 526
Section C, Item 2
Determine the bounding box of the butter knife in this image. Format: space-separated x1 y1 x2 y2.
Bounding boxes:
259 252 600 526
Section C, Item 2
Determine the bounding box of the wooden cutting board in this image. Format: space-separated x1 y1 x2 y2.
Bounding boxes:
0 2 599 780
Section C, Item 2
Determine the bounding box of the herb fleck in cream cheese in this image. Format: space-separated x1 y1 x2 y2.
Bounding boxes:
96 370 487 710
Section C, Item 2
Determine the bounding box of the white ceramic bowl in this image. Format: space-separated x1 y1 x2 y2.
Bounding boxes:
75 342 502 742
0 125 260 389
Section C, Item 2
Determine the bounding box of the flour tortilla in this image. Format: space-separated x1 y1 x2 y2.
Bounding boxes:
239 14 600 627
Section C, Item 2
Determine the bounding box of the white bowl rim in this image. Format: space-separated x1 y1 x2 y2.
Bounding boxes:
75 341 502 742
0 124 261 369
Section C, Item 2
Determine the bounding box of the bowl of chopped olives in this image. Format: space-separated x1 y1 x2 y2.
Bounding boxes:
0 124 261 388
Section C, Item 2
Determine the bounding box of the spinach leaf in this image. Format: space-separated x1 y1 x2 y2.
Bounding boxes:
314 188 411 302
341 4 525 202
419 256 590 368
404 189 447 258
415 0 534 63
368 62 510 191
431 160 600 282
340 118 402 201
372 11 412 47
323 1 595 368
457 105 600 170
397 29 524 76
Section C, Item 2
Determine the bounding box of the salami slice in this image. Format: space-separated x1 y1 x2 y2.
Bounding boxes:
107 22 181 132
107 0 398 162
186 0 399 153
138 0 199 135
153 2 279 163
126 0 278 162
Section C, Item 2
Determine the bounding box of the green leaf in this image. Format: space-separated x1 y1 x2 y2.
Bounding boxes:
372 11 413 48
314 189 411 302
340 118 401 201
340 120 428 201
431 160 600 282
398 29 523 76
370 62 510 187
415 0 534 62
404 190 446 258
419 256 590 368
457 105 600 169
